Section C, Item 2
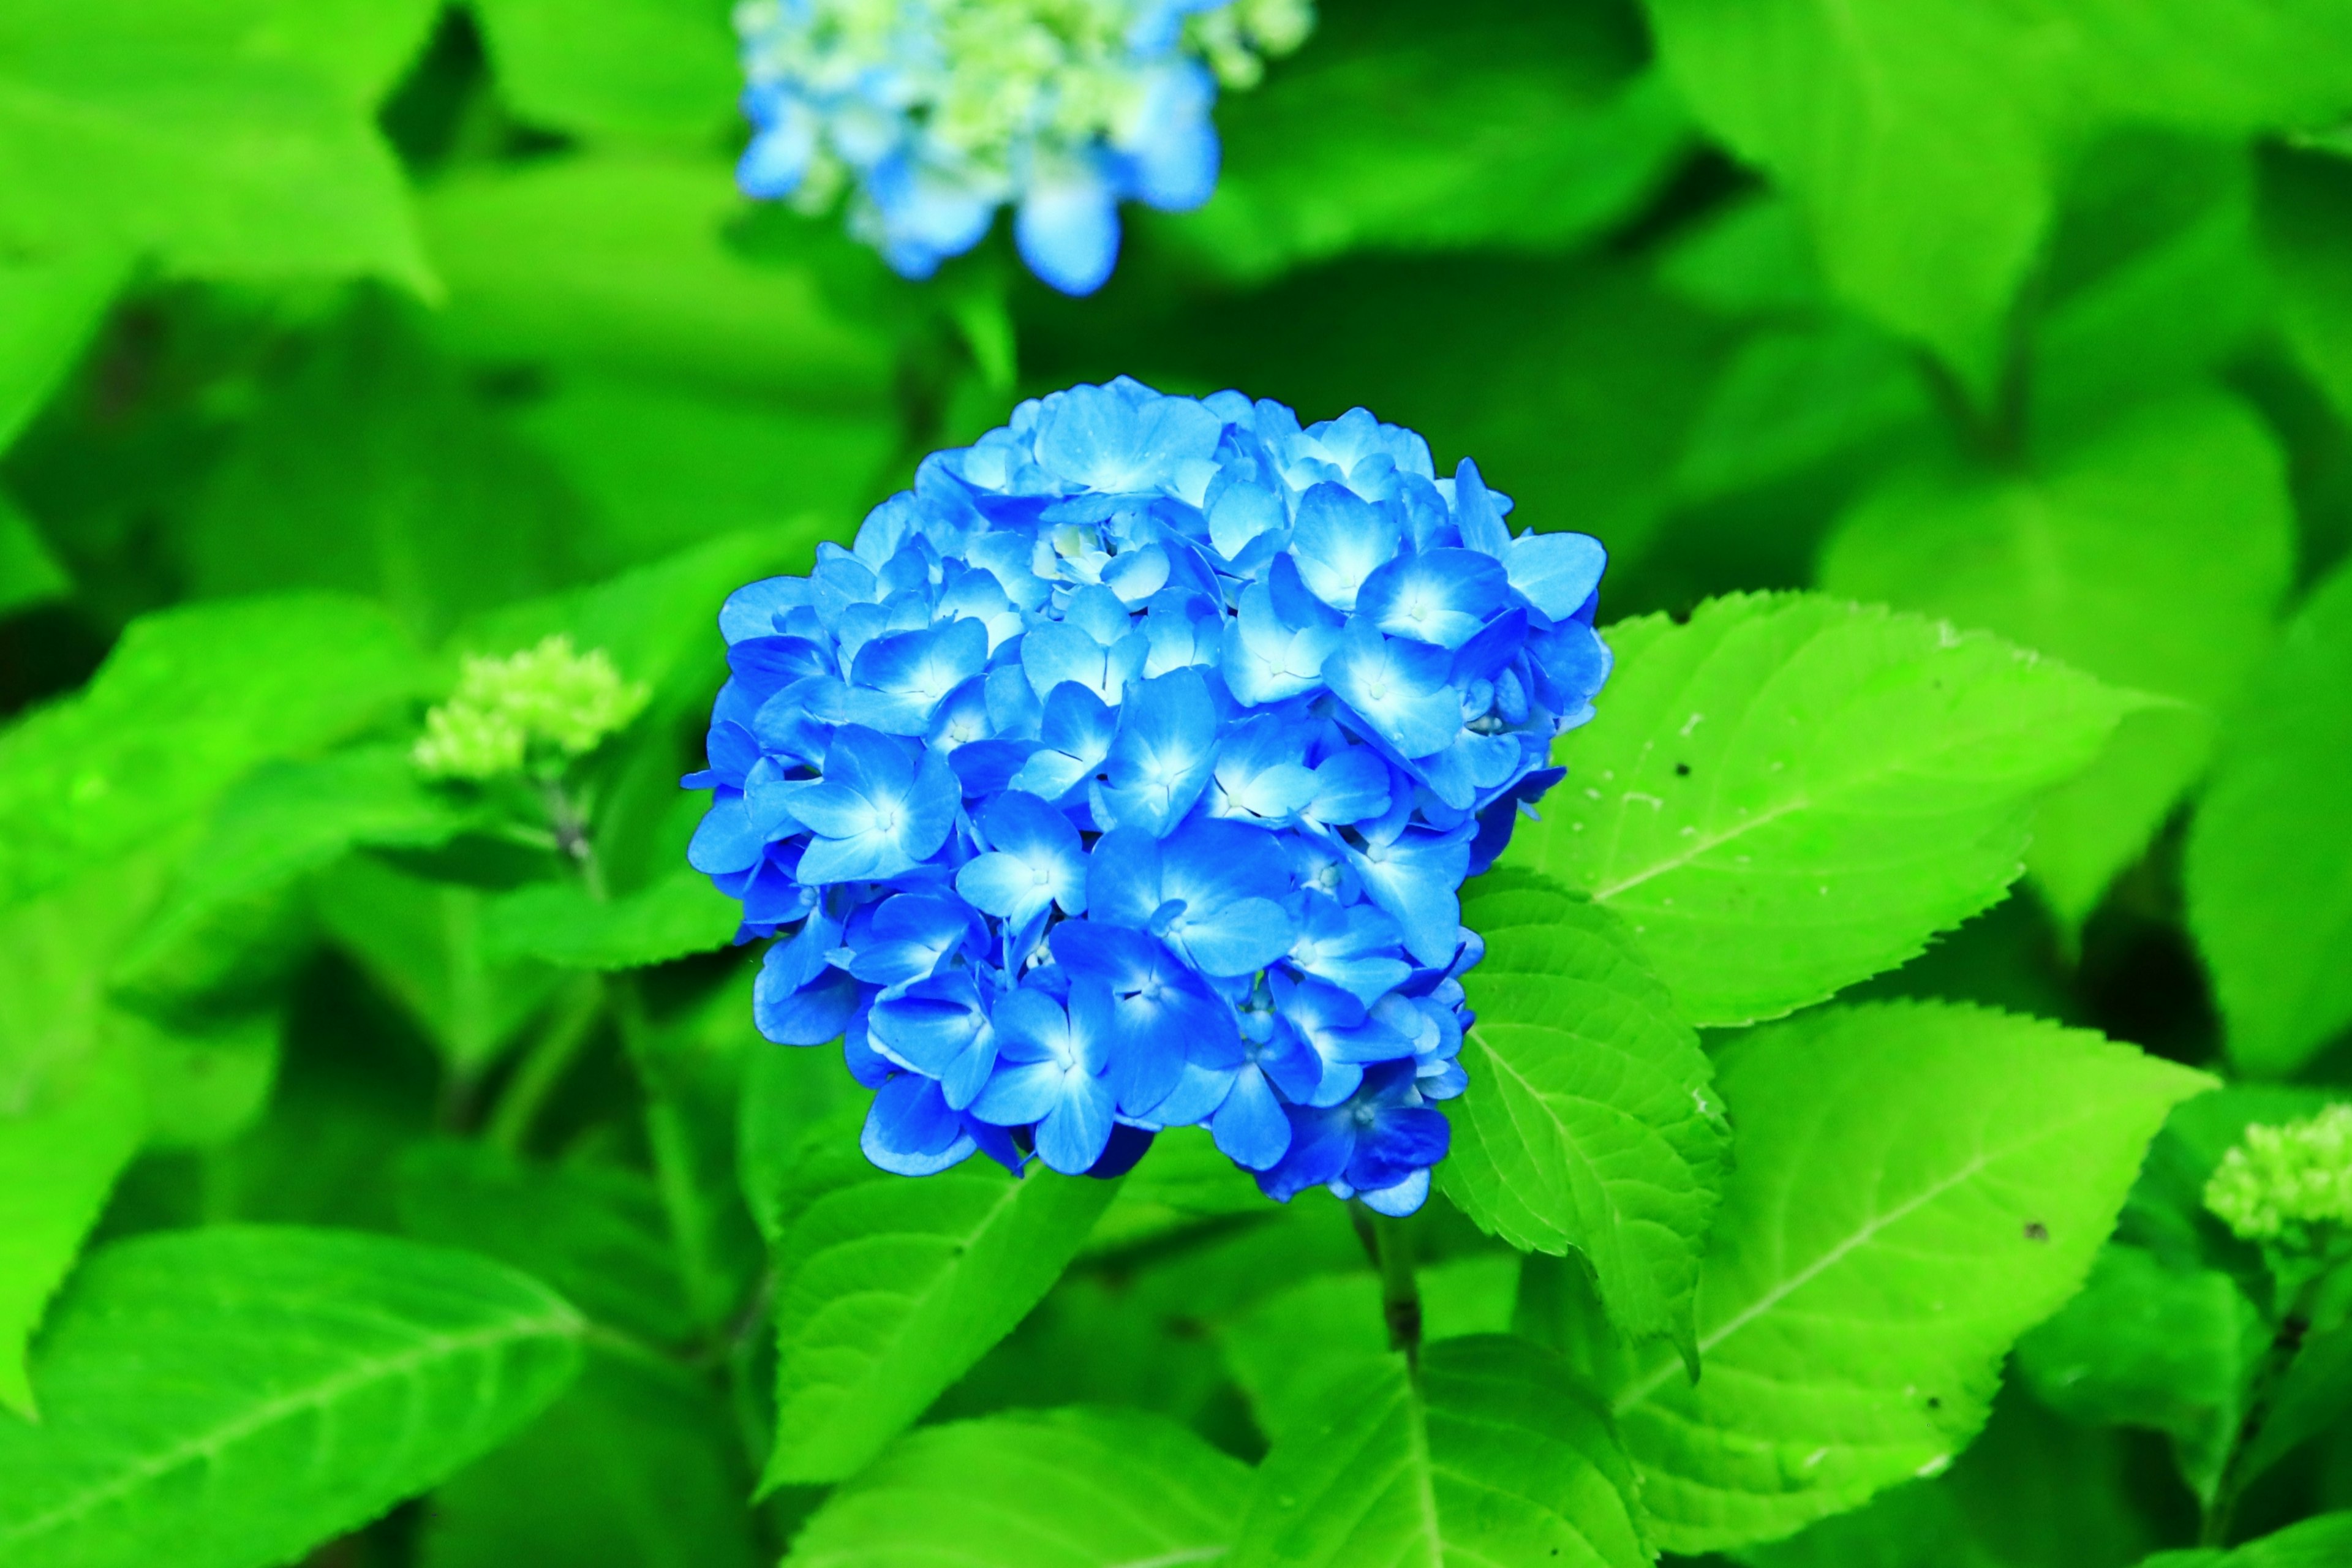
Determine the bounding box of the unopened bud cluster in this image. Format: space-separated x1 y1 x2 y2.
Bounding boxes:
414 635 650 782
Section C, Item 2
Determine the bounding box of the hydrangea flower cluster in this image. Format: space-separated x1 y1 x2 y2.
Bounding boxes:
2206 1103 2352 1253
733 0 1313 294
415 636 649 782
687 379 1610 1215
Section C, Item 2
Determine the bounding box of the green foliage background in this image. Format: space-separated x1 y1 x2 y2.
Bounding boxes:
4 1 2352 1566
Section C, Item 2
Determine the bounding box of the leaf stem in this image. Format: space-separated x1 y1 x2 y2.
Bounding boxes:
1352 1202 1423 1371
483 974 605 1153
2201 1294 2314 1547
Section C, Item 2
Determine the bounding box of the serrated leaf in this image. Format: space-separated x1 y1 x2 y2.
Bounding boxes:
421 1347 758 1568
1604 1001 2212 1555
483 870 739 971
2014 1243 2265 1504
1821 388 2294 928
1502 592 2132 1025
0 0 431 287
0 1227 583 1568
762 1113 1123 1485
472 0 737 146
1442 870 1726 1355
0 593 428 910
2187 554 2352 1076
1229 1336 1649 1568
1143 0 1687 283
790 1406 1252 1568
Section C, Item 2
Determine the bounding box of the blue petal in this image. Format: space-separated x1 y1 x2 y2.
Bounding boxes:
1506 530 1607 620
1289 483 1400 612
1098 668 1218 835
687 792 763 875
1324 623 1462 760
1016 157 1122 296
1211 1066 1292 1170
862 1074 977 1176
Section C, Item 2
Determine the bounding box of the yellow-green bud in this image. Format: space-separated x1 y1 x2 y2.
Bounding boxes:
413 635 650 782
2204 1102 2352 1250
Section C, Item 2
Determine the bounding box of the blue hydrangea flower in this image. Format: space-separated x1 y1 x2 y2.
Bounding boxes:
733 0 1314 294
687 378 1610 1214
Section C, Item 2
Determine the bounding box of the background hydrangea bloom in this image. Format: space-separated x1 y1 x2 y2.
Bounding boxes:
688 377 1610 1213
733 0 1314 293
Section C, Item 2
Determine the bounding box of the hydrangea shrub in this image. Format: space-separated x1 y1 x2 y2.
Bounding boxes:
685 377 1609 1213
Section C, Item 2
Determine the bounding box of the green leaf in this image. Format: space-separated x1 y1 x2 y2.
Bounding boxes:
0 1226 584 1568
1086 1120 1276 1254
1734 1479 1999 1568
1643 0 2352 393
1669 321 1933 506
472 0 736 146
121 1006 281 1150
1228 1336 1649 1568
1820 388 2294 927
2186 559 2352 1075
396 1139 695 1346
314 853 567 1075
0 0 432 287
0 1045 142 1417
762 1112 1125 1485
1501 593 2133 1025
0 491 71 619
1441 870 1727 1355
2013 1243 2266 1502
0 249 128 459
790 1406 1251 1568
0 593 428 910
483 870 739 971
420 1347 758 1568
183 294 594 636
2145 1514 2352 1568
417 153 897 402
2265 146 2352 425
1604 1001 2212 1555
111 745 477 1003
1142 0 1687 283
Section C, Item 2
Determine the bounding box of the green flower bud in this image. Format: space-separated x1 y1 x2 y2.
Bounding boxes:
413 635 650 782
2204 1102 2352 1251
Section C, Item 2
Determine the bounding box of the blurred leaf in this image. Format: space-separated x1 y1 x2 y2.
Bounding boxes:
761 1109 1124 1485
483 870 739 971
2146 1514 2352 1568
1501 593 2134 1025
1085 1121 1270 1254
0 1045 142 1417
2186 559 2352 1075
1604 1001 2211 1555
736 1030 848 1247
0 249 129 459
1822 389 2295 929
1228 1336 1650 1568
0 593 427 910
2263 145 2352 428
0 491 71 619
1943 1382 2159 1568
1144 0 1687 282
112 745 479 1006
1441 872 1726 1357
2015 1242 2266 1503
122 1005 281 1151
183 293 591 637
790 1407 1251 1568
1670 320 1934 505
1735 1479 2000 1568
510 371 889 571
1642 0 2352 393
472 0 737 145
418 153 897 402
314 853 566 1076
0 1227 583 1568
420 1348 759 1568
396 1139 695 1345
1655 192 1827 318
0 0 432 287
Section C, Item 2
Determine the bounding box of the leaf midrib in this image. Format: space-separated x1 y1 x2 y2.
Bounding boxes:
0 1305 579 1548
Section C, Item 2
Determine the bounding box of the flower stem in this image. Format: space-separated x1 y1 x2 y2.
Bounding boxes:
483 975 605 1153
2201 1294 2314 1547
1352 1201 1423 1371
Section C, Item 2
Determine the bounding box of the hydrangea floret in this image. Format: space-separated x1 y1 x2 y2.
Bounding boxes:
733 0 1314 294
2206 1103 2352 1264
415 635 650 782
686 378 1610 1215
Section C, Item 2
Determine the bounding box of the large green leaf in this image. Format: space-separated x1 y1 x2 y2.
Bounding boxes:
0 249 129 459
1142 0 1687 283
1442 871 1726 1356
0 594 427 909
1604 1001 2211 1554
2146 1514 2352 1568
1501 592 2132 1025
483 870 739 971
472 0 736 146
0 1227 584 1568
1821 388 2294 927
1642 0 2352 393
183 295 593 635
421 1348 758 1568
1228 1336 1649 1568
2013 1243 2265 1504
790 1406 1251 1568
761 1112 1124 1484
417 153 895 403
2185 560 2352 1076
0 0 431 287
2264 146 2352 426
